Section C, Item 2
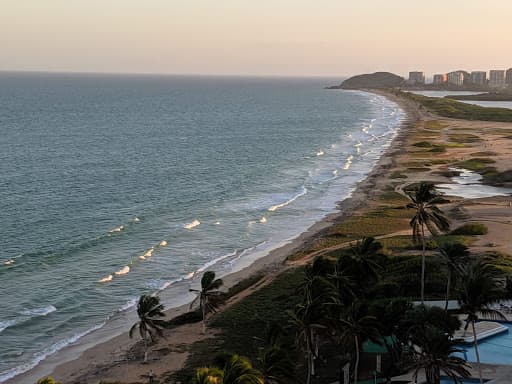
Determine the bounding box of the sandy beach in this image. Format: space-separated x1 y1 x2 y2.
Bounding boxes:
14 89 512 384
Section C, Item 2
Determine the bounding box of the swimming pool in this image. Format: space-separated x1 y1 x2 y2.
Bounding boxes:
440 378 488 383
455 323 512 365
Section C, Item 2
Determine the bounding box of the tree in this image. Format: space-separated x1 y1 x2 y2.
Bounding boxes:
258 346 296 384
439 242 469 311
336 302 381 384
129 294 166 362
190 271 224 333
458 260 506 384
192 367 224 384
37 378 62 384
406 182 450 304
408 325 471 384
288 303 326 384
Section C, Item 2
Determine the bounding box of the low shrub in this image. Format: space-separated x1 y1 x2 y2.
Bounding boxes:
450 223 488 236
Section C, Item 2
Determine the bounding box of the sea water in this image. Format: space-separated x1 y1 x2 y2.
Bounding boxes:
0 73 404 382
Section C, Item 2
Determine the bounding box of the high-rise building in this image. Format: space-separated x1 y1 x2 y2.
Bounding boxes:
447 71 464 87
408 71 425 85
433 74 447 85
470 71 487 85
506 68 512 85
489 70 506 88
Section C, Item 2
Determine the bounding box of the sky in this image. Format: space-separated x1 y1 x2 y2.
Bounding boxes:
1 0 511 77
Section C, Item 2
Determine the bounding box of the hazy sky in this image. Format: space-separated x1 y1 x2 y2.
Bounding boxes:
1 0 511 77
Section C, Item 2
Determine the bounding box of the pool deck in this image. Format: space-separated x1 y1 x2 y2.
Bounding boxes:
454 320 509 343
392 364 512 383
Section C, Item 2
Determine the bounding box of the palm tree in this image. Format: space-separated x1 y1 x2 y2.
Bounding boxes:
37 378 62 384
129 294 166 362
258 346 296 384
190 271 224 333
192 367 224 384
408 325 470 384
406 182 450 304
222 355 264 384
439 242 469 311
336 302 381 384
458 260 506 384
288 303 326 384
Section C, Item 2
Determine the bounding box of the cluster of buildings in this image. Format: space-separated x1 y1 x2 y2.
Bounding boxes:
408 69 512 88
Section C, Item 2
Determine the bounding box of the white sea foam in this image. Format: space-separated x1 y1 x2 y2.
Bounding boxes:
20 305 56 317
259 216 267 223
109 225 124 233
143 247 154 257
0 322 106 383
4 259 14 265
0 319 17 334
114 266 130 275
215 221 221 225
184 219 201 230
195 250 238 274
343 155 354 170
0 306 57 336
118 298 137 312
268 186 307 212
98 274 113 283
160 240 168 247
133 217 140 223
316 149 324 156
186 271 195 279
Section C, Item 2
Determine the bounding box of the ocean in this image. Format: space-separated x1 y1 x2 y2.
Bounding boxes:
0 73 404 382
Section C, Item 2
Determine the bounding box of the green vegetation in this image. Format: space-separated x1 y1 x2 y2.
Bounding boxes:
129 295 166 362
406 182 450 303
413 141 433 148
37 378 62 384
334 72 404 89
404 92 512 122
451 223 488 236
190 271 224 334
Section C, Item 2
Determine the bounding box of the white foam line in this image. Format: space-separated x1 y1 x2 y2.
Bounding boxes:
0 322 106 383
268 186 307 212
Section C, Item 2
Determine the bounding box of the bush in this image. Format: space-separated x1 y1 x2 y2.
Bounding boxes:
450 223 488 235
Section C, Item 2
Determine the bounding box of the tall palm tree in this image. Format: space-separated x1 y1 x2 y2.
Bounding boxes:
406 182 450 304
336 302 381 384
190 271 224 333
129 294 166 362
439 242 469 311
288 303 326 384
408 325 470 384
457 260 506 384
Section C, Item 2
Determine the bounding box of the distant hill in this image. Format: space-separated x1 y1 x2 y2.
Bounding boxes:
328 72 404 89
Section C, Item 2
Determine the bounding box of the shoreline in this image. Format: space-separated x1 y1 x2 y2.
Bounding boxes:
5 90 415 384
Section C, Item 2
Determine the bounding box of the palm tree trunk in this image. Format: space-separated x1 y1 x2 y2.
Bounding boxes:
445 270 451 311
202 303 206 334
306 339 312 384
144 338 148 362
311 330 316 376
472 321 484 384
354 335 359 384
421 224 426 304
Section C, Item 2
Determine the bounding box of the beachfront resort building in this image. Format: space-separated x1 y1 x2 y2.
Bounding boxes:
506 68 512 85
470 71 487 85
432 74 447 85
408 71 425 85
489 70 506 88
447 71 464 87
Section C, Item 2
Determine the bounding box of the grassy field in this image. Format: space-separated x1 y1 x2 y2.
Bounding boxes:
402 92 512 122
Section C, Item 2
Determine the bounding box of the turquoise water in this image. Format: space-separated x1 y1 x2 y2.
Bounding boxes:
0 73 404 382
456 323 512 365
